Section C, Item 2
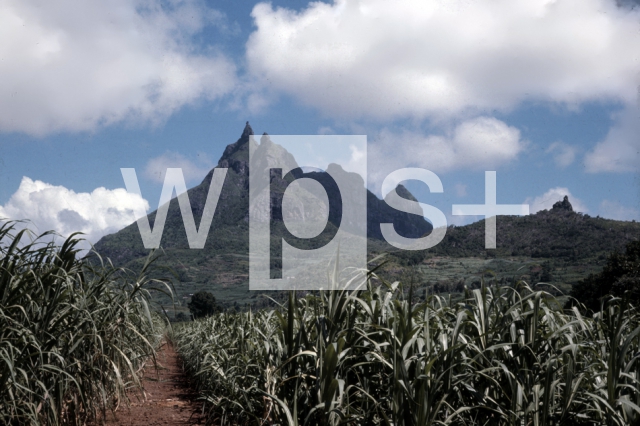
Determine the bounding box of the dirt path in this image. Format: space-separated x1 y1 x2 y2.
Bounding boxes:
102 341 204 425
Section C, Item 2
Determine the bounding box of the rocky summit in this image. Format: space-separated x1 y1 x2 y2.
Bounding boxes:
93 122 431 269
552 195 573 212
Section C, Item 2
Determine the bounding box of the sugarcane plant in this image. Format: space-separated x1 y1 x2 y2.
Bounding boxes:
0 221 171 425
174 256 640 425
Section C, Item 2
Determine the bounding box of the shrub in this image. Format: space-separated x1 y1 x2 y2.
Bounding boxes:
188 290 220 318
568 240 640 311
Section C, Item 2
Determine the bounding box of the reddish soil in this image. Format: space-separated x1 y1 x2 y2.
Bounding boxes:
101 341 204 425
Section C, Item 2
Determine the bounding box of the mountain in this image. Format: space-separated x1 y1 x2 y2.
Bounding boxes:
93 124 640 308
93 123 431 304
392 195 640 265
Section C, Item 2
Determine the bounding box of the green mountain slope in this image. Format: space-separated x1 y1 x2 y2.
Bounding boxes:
92 123 430 308
93 124 640 310
390 196 640 265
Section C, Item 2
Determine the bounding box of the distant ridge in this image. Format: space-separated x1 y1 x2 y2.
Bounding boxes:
393 196 640 264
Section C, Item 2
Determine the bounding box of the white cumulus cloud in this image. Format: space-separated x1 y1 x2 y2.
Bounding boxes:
368 116 524 190
247 0 640 121
0 177 148 250
0 0 237 136
524 187 588 213
584 106 640 173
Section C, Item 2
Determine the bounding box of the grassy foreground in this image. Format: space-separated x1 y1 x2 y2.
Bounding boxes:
0 222 169 425
174 267 640 425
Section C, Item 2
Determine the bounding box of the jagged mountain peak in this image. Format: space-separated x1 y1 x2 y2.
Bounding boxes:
212 123 258 179
552 195 574 212
242 121 254 137
259 132 273 146
394 184 418 202
95 122 433 268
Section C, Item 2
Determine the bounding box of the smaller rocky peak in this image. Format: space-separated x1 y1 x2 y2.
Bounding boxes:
326 163 365 188
384 184 418 201
252 133 299 179
326 163 344 173
394 184 418 202
552 195 573 212
260 132 273 146
383 184 422 215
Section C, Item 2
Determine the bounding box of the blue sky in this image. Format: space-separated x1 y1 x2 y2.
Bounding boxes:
0 0 639 248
